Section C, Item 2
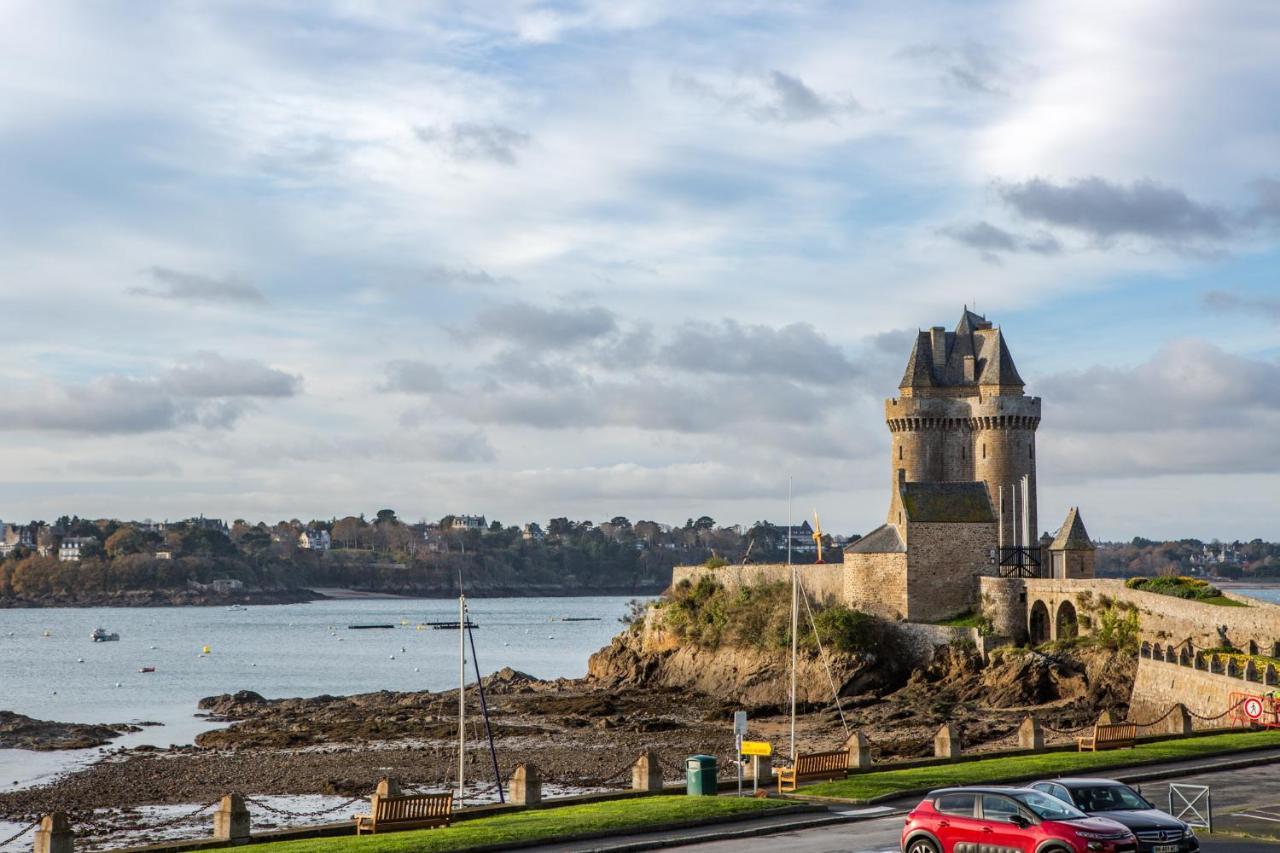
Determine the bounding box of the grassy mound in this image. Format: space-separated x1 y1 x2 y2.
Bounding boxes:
655 575 877 653
1125 575 1244 606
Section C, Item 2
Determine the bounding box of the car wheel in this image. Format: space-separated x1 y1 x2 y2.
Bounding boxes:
903 838 939 853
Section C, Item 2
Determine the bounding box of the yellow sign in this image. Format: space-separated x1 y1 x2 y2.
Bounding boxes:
740 740 772 757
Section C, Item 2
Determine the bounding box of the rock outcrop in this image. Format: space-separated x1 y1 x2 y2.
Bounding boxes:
0 711 139 751
587 621 908 709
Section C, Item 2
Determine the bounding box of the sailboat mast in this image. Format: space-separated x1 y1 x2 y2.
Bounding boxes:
788 476 797 762
458 591 466 804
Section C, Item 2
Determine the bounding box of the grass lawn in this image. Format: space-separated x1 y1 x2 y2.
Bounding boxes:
221 796 786 853
936 612 985 628
802 729 1280 802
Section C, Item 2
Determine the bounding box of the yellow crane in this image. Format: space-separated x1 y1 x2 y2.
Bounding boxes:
811 510 825 564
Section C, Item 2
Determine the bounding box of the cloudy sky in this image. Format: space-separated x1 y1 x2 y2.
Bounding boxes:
2 1 1278 540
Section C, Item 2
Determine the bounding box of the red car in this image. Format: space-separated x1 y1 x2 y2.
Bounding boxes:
902 786 1138 853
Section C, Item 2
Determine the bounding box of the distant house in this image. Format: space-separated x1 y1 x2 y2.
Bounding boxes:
768 520 817 553
184 516 229 534
452 515 487 532
154 549 174 560
522 523 545 542
58 536 98 562
210 578 244 594
298 529 331 551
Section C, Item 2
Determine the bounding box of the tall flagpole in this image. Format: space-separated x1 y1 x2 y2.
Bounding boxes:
788 476 797 763
458 590 466 804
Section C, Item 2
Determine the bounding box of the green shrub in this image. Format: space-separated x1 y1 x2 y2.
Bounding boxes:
1127 575 1224 601
657 577 877 653
703 556 729 569
1093 605 1140 652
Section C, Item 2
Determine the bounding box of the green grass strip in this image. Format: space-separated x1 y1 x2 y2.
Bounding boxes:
802 729 1280 801
223 796 785 853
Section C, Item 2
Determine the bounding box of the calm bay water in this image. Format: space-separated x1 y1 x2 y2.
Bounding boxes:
0 596 633 787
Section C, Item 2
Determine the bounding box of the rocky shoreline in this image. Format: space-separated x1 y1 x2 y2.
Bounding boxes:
0 589 323 609
0 635 1131 824
0 713 147 752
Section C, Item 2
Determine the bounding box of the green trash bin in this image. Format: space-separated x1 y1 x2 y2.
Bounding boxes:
685 754 718 796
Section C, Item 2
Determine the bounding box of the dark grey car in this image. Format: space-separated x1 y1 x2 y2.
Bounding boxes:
1031 778 1200 853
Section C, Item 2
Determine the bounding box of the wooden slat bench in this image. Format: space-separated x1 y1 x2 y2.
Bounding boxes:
354 792 453 835
1077 723 1137 751
776 750 849 793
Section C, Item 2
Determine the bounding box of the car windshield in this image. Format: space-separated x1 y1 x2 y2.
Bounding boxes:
1015 790 1087 820
1072 785 1152 811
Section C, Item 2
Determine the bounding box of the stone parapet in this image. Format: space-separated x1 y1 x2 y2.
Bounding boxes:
671 563 844 604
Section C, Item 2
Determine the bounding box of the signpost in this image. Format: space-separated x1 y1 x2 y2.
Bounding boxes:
1244 696 1264 721
733 712 747 797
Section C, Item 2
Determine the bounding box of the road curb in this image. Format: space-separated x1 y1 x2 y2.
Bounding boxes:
538 809 898 852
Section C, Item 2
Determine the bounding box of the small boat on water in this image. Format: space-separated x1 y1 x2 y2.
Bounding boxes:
347 624 395 630
426 621 479 630
91 628 120 642
559 617 601 622
138 666 155 673
227 604 247 612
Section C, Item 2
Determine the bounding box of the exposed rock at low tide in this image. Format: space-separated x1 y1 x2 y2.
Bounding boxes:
0 711 140 751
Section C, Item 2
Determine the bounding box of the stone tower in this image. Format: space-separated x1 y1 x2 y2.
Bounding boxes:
885 308 1040 547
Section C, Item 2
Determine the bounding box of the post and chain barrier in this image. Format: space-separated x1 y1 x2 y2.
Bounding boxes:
0 821 39 851
242 796 364 819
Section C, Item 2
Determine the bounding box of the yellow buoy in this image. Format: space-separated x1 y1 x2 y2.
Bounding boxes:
202 645 211 654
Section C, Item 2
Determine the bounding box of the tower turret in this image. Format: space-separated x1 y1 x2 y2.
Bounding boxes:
885 308 1039 546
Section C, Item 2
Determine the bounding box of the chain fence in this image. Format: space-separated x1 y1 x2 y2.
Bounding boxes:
0 821 39 851
242 796 364 820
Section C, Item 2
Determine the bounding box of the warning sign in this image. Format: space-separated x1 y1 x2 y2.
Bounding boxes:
740 740 772 757
1244 696 1264 720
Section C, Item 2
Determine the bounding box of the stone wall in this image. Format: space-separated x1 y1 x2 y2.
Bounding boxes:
905 521 997 622
1130 651 1268 729
845 552 909 619
670 562 845 604
890 621 981 664
982 577 1280 649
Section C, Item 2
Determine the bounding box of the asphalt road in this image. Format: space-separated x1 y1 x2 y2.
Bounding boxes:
531 753 1280 852
660 812 1280 852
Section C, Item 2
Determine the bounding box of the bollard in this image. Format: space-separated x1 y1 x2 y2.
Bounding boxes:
934 723 960 759
375 778 402 797
511 763 541 806
213 794 251 844
842 730 871 770
1018 715 1044 752
632 749 663 792
33 813 73 853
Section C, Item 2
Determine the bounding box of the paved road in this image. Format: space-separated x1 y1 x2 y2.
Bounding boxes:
659 811 1280 852
531 751 1280 852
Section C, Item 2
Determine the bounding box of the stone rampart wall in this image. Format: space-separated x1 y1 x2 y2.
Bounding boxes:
890 622 981 665
845 552 909 619
1130 650 1271 729
670 563 845 604
982 577 1280 649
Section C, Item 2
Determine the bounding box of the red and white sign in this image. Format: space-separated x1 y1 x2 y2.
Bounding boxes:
1243 696 1264 720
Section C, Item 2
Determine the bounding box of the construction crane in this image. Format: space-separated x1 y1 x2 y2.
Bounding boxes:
811 510 825 564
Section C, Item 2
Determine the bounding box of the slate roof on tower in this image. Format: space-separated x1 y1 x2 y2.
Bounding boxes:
1050 507 1094 551
899 481 996 523
898 308 1025 391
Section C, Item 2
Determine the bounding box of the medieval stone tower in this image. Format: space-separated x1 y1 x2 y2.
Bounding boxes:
885 308 1040 547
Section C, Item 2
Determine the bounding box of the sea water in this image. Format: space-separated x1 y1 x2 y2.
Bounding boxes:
0 596 634 787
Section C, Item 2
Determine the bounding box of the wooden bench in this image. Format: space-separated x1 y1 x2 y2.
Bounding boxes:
1077 723 1137 751
776 750 849 793
354 792 453 835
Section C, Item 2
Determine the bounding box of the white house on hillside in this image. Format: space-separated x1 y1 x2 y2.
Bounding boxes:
298 529 331 551
58 536 98 562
